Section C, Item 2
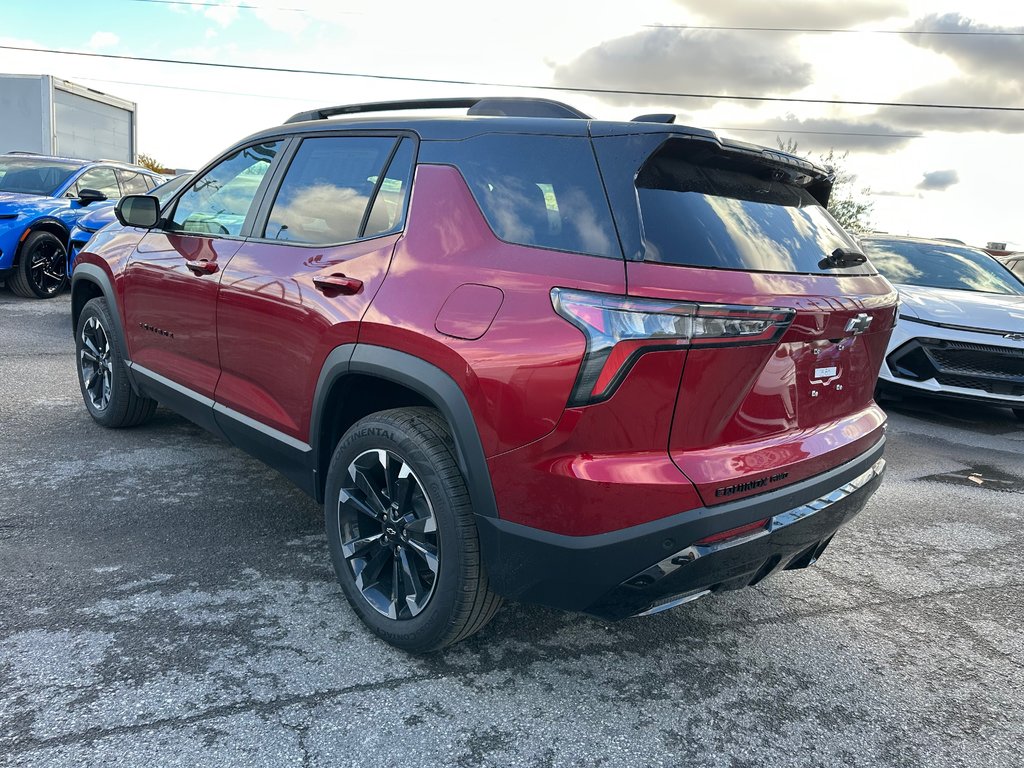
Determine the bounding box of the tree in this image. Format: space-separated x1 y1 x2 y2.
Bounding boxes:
136 153 173 174
777 139 873 233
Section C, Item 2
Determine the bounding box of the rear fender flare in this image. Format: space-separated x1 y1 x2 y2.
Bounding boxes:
310 344 498 519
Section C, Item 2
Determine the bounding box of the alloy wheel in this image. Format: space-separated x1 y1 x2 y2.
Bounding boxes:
27 239 67 296
337 449 439 620
80 316 113 411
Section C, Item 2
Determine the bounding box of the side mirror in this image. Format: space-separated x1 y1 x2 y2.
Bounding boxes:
115 195 160 228
77 188 108 205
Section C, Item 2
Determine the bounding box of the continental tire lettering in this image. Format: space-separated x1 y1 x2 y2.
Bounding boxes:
342 427 396 447
714 472 790 498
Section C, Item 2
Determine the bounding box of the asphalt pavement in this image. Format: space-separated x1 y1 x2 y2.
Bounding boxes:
1 290 1022 767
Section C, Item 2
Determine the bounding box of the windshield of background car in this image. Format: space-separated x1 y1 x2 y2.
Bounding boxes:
635 139 871 274
862 239 1024 295
166 143 279 236
0 158 81 196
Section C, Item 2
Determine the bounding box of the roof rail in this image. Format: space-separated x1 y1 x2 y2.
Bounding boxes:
284 97 592 124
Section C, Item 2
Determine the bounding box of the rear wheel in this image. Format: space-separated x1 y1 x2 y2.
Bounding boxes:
324 407 501 652
76 297 157 428
8 231 68 299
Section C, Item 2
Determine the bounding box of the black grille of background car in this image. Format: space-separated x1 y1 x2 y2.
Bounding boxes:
887 338 1024 396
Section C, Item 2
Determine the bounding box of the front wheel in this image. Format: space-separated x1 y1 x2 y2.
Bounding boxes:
76 297 157 428
324 407 501 652
8 231 68 299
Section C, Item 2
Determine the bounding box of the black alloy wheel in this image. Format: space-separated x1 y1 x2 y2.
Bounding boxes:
324 408 502 652
79 315 113 411
75 297 158 428
338 448 440 620
9 231 68 298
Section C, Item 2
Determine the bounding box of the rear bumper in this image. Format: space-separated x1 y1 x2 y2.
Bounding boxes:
477 438 885 620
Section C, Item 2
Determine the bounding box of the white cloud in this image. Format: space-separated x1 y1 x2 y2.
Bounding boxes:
87 31 120 50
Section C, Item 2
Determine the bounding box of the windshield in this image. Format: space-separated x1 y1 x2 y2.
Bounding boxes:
862 238 1024 295
153 173 193 204
0 157 81 196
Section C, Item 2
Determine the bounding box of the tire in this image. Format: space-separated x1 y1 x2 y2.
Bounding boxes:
324 407 502 652
8 231 68 299
1013 408 1024 422
76 297 157 428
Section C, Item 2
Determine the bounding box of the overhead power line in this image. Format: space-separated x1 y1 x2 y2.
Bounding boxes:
3 43 1023 113
73 76 929 141
644 23 1024 36
123 1 1024 36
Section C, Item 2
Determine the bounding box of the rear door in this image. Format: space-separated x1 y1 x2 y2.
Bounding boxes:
123 141 282 400
596 133 897 505
214 134 415 443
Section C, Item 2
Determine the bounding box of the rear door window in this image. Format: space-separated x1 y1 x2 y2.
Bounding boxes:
263 135 399 244
452 134 621 259
636 139 870 274
118 169 155 195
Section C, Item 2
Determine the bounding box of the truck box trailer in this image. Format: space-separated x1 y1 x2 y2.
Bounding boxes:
0 74 137 162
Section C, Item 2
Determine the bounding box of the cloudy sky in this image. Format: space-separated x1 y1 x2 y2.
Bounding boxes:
1 0 1021 248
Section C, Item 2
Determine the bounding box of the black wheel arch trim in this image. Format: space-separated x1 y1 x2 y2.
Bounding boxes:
70 264 139 392
310 344 499 519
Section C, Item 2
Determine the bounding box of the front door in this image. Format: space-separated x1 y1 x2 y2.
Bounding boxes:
123 141 282 399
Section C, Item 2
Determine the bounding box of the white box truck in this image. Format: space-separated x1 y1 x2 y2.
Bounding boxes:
0 74 137 162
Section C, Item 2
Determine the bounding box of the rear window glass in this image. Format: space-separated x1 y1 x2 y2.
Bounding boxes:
454 134 620 259
636 140 869 274
861 239 1024 295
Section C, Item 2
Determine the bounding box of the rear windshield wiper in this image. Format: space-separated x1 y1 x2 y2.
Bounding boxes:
819 247 867 269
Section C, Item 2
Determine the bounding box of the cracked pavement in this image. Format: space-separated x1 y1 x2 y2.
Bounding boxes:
1 291 1022 767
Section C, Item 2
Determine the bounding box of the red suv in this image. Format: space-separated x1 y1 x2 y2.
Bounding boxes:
71 98 897 651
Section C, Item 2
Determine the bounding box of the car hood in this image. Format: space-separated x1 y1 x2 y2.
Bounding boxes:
897 284 1024 333
0 191 64 217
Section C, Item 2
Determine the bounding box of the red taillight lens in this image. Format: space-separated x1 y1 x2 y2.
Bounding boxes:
551 288 794 406
693 517 770 546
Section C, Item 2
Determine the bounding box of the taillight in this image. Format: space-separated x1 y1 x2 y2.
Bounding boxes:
551 288 795 406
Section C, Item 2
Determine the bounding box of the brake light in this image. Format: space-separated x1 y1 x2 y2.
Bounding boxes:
551 288 794 406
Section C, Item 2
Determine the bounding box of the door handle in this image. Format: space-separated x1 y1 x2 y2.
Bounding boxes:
185 258 218 276
313 273 363 296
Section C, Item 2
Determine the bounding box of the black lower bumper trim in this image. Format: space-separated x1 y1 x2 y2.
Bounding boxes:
477 438 886 620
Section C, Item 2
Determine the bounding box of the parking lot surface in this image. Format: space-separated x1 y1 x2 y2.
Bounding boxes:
1 291 1022 767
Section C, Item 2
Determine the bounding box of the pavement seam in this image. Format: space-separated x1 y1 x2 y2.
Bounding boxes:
2 672 444 756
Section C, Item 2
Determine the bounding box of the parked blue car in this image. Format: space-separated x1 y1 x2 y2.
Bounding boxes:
0 153 162 298
68 172 193 275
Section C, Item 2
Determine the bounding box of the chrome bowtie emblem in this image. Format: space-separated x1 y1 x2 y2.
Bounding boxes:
1004 332 1024 342
845 313 873 335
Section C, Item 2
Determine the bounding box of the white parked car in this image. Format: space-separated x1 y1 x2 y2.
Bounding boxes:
860 235 1024 421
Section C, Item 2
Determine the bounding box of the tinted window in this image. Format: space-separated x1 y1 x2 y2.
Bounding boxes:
862 239 1024 295
168 142 279 237
74 167 121 198
118 169 155 195
264 136 396 244
636 140 868 274
364 138 415 238
454 134 620 258
0 158 80 195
